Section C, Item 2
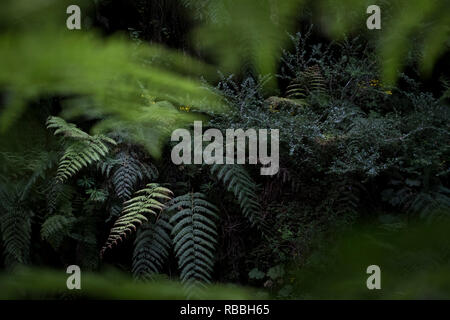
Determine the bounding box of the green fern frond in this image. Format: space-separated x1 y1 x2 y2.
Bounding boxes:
169 192 218 291
45 181 75 214
210 164 263 228
101 183 173 255
23 150 59 196
0 210 32 266
41 215 76 250
132 214 172 280
46 116 116 182
0 188 32 267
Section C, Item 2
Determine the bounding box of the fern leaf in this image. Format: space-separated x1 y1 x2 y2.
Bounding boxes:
111 151 159 200
132 214 172 280
169 193 218 292
101 151 159 200
286 64 326 99
210 164 263 228
41 215 76 249
46 116 116 182
0 188 32 266
101 183 173 255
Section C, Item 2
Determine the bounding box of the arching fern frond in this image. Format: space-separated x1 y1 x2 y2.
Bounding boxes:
47 116 94 140
169 193 218 291
101 183 173 255
46 116 116 182
210 164 263 229
132 214 172 280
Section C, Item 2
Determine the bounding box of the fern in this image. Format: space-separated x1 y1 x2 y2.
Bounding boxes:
45 181 75 215
46 116 116 182
382 178 450 220
101 183 173 255
286 65 326 99
210 164 263 228
41 215 76 250
132 214 172 280
97 156 120 177
110 151 158 200
23 150 59 196
0 187 32 266
169 192 218 291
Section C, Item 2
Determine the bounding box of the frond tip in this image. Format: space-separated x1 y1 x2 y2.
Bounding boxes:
101 183 173 256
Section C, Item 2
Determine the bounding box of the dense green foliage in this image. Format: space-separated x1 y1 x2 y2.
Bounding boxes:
0 0 449 299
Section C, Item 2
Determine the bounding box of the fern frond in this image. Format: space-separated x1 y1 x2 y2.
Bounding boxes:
132 214 172 280
41 215 76 249
45 181 75 214
46 116 116 182
0 188 32 266
46 116 91 140
97 156 120 178
169 192 218 291
286 65 326 99
23 150 59 196
111 152 158 200
210 164 263 228
112 152 141 199
100 151 159 200
101 183 173 255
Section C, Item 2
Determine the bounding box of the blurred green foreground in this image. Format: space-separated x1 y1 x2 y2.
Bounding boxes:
1 219 449 300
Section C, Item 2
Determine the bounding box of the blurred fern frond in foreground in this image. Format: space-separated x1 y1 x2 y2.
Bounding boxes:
191 0 450 85
0 0 226 158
